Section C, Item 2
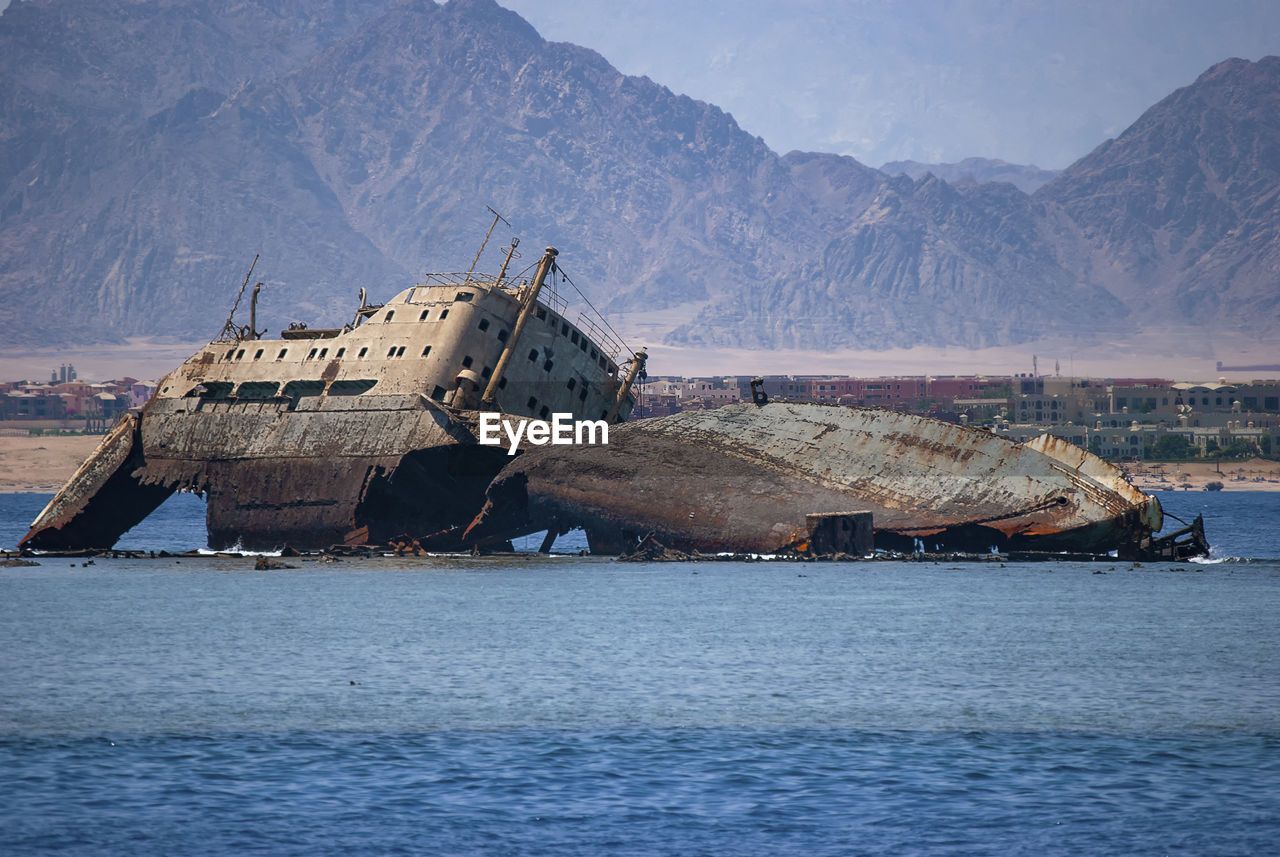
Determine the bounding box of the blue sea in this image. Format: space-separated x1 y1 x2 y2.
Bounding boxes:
2 491 1278 855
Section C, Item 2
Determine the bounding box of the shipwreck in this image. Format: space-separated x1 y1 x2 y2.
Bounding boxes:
22 235 645 552
459 395 1206 560
21 221 1204 560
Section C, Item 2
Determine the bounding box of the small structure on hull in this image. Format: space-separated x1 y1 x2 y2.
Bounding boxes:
23 236 646 552
460 400 1199 559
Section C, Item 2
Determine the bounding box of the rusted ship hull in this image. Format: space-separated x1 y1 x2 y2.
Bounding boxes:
462 401 1168 556
21 395 513 551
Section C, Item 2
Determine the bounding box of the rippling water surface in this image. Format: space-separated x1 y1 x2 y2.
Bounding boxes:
2 492 1278 855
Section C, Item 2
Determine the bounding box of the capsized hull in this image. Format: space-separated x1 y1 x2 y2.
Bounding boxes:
462 401 1166 555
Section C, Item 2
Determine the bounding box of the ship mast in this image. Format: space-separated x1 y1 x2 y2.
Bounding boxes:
606 348 647 423
480 247 558 410
464 206 509 284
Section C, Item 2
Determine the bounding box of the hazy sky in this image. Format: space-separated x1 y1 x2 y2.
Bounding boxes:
4 0 1277 169
501 0 1280 169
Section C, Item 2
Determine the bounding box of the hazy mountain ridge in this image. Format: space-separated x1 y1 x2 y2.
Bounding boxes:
0 0 1276 355
1037 56 1280 328
879 158 1061 194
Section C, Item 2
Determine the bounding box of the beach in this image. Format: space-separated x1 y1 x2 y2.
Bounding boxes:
1126 457 1280 493
0 433 101 492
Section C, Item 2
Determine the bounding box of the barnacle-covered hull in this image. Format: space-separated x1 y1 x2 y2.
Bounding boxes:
462 401 1171 556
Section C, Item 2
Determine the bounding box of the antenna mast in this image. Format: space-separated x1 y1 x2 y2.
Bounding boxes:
218 254 259 342
464 206 510 283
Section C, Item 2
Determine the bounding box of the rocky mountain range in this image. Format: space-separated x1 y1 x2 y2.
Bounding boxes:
1 0 1276 357
878 158 1060 194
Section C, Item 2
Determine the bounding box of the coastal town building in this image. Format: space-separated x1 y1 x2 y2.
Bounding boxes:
0 376 154 428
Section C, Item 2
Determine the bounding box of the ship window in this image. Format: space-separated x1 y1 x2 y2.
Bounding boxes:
283 380 325 398
253 349 264 360
579 339 588 353
478 318 490 331
440 309 449 319
535 307 546 320
566 378 576 390
528 349 538 362
498 377 507 390
358 347 368 358
497 329 509 342
421 345 432 357
462 355 473 368
385 311 395 322
336 348 345 358
598 356 607 370
277 349 288 360
194 381 235 399
430 385 446 401
455 292 474 302
308 348 318 359
396 346 406 357
330 379 378 396
236 381 279 399
579 387 588 402
527 396 538 410
570 331 579 345
561 322 569 336
590 348 597 360
543 360 554 373
419 310 429 321
319 348 328 359
236 349 245 360
539 405 550 419
481 366 492 378
225 349 235 360
388 347 397 357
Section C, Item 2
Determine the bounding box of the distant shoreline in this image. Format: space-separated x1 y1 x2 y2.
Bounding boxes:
1126 458 1280 493
2 433 1278 495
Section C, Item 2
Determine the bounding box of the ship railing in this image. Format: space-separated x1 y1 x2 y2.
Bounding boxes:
419 271 569 316
538 282 569 316
575 312 623 360
419 271 504 288
417 271 621 359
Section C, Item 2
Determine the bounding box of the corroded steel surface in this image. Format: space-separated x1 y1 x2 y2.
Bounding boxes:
463 401 1165 555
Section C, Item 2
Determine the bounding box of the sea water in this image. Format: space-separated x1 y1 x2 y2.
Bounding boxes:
1 492 1278 855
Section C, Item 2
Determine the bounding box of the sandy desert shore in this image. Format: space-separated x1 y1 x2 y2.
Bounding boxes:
0 434 103 492
0 433 1277 494
1124 458 1280 493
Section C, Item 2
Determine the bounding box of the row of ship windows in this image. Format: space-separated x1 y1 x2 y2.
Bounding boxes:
384 307 451 324
221 308 614 374
187 379 378 400
223 344 439 362
533 306 616 373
